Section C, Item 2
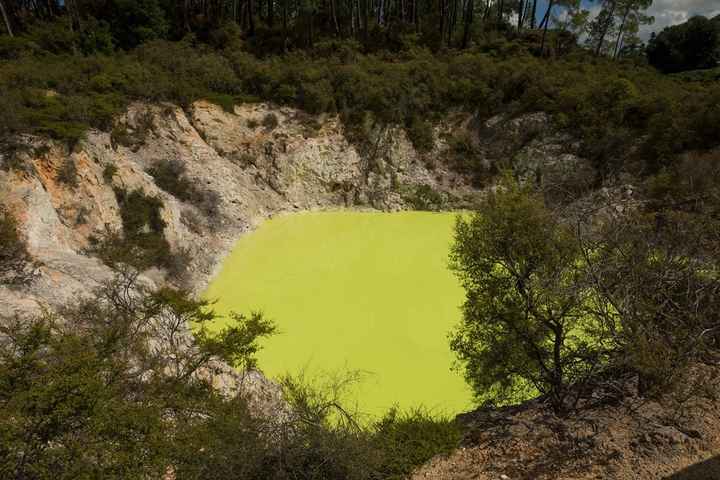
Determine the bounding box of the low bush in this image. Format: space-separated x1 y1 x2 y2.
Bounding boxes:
90 187 173 271
403 184 445 211
0 208 33 285
373 408 461 479
0 272 277 479
451 173 720 412
406 117 435 153
262 112 279 130
57 158 79 188
102 163 118 184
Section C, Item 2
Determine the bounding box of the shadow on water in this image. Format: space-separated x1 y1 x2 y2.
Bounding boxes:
665 456 720 480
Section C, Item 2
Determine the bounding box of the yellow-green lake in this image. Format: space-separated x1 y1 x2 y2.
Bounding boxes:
204 211 473 417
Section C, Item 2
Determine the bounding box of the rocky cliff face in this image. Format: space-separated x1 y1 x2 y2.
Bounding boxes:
0 101 591 313
0 101 592 409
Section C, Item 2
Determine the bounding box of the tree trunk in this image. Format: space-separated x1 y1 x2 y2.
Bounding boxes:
350 0 356 35
612 7 630 59
539 0 554 55
184 0 192 32
551 325 565 415
362 0 368 44
282 0 288 49
530 0 537 28
268 0 275 27
414 0 419 32
65 0 82 31
594 0 616 56
450 0 459 44
517 0 524 32
461 0 473 48
330 0 339 34
308 8 313 46
439 0 446 46
248 0 256 36
0 0 13 37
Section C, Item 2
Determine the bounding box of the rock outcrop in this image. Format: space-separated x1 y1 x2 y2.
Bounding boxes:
0 100 590 416
412 382 720 480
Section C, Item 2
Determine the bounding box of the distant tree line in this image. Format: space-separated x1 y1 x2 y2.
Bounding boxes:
0 0 659 55
647 14 720 73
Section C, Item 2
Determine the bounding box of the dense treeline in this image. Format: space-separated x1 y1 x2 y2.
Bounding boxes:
1 31 719 176
0 0 657 54
1 0 718 180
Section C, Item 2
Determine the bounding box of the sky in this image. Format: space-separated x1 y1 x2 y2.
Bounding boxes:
534 0 720 41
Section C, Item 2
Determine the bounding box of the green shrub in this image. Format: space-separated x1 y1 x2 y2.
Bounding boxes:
446 131 495 185
0 208 33 285
102 163 118 184
115 187 166 237
0 272 277 479
57 158 79 189
373 408 461 479
406 117 435 153
206 93 236 113
299 79 335 114
1 20 718 183
0 141 33 173
449 178 613 413
0 36 37 60
262 112 279 130
89 187 175 271
403 184 445 211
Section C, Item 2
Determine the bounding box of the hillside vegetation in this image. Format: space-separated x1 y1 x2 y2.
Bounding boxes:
0 1 718 178
2 1 720 479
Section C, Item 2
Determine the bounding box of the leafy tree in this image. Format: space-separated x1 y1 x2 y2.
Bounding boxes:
0 270 276 479
583 208 720 397
647 15 720 73
586 0 653 57
586 0 619 55
610 0 653 59
552 0 590 38
448 179 613 413
584 153 720 397
107 0 169 50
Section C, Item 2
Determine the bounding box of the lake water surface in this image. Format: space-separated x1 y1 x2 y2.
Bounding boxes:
205 211 473 417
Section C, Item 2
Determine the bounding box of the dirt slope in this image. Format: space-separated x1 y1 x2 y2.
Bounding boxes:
413 380 720 480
